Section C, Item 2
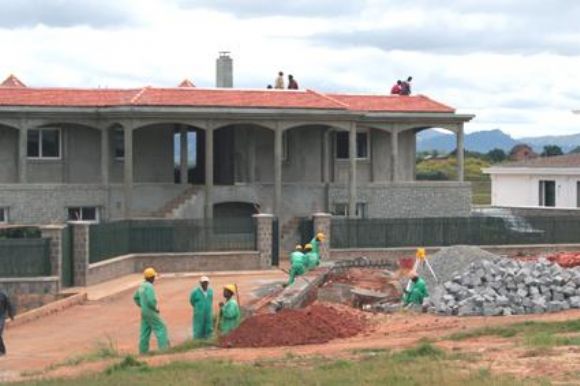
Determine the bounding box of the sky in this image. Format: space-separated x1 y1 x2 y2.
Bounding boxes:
1 0 580 138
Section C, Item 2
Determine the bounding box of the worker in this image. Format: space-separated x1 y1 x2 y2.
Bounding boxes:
133 267 169 354
303 243 319 270
390 80 402 95
286 244 306 286
219 284 240 335
0 289 15 356
310 232 325 260
189 276 213 340
274 71 285 89
403 271 428 307
287 74 299 89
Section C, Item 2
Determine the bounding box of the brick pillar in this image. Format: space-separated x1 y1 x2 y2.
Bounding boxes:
71 222 90 286
253 213 274 268
39 225 65 288
313 212 332 261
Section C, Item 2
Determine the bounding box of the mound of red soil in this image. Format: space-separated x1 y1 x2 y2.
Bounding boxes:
219 303 366 348
547 252 580 268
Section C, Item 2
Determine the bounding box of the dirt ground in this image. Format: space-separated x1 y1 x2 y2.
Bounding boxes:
3 270 580 384
0 271 287 381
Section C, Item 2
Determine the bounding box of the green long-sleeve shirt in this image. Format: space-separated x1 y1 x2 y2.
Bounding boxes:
134 281 158 315
404 277 428 305
219 298 240 335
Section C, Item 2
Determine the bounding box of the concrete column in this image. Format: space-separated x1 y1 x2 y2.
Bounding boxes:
71 222 90 287
248 128 256 183
456 124 465 182
348 123 357 218
179 125 188 185
100 127 110 185
312 212 331 261
253 213 274 268
123 125 134 218
322 129 331 183
391 129 399 182
40 225 65 289
274 127 283 217
204 127 214 219
18 126 27 183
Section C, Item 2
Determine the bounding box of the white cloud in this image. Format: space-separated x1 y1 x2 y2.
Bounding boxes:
0 0 579 137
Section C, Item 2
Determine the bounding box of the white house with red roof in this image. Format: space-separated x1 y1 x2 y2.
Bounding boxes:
0 73 473 225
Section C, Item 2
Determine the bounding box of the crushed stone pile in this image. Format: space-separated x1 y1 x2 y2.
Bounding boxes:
547 252 580 268
417 245 498 292
430 257 580 316
219 303 366 348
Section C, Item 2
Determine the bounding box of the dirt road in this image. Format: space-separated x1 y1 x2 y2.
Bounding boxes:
0 271 286 379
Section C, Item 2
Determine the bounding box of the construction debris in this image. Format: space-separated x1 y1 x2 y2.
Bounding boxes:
219 303 366 348
430 257 580 316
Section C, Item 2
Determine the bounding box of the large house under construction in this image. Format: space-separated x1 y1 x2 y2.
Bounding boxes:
0 58 474 225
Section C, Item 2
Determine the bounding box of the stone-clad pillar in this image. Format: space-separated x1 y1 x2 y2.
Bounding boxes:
313 212 331 261
40 225 65 289
348 123 357 218
123 125 134 218
205 127 214 219
179 125 188 185
274 128 283 217
18 126 28 183
71 222 90 287
456 124 465 182
253 213 274 268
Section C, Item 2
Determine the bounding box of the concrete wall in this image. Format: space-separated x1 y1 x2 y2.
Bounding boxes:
491 173 580 208
0 125 18 183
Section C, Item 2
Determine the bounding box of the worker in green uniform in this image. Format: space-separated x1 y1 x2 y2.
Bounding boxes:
286 244 306 285
219 284 240 335
133 267 169 354
310 232 325 260
303 243 319 270
189 276 213 340
403 271 429 306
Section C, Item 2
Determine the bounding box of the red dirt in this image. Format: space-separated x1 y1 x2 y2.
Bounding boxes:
219 303 366 348
547 252 580 268
324 268 399 293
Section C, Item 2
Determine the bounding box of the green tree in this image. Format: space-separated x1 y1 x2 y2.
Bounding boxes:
486 148 507 163
569 146 580 154
541 145 563 157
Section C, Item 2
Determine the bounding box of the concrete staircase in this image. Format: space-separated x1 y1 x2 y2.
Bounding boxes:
153 186 200 218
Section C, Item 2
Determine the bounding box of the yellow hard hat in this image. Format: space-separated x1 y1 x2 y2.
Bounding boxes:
295 244 303 250
316 232 326 241
224 284 236 294
144 267 157 279
416 248 426 259
304 243 313 250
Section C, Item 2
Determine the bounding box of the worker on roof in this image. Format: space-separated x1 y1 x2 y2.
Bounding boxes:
190 276 213 340
133 267 169 354
274 71 285 89
287 74 299 90
403 270 428 307
310 232 326 261
304 243 319 270
219 284 240 335
390 80 402 95
286 244 306 286
400 76 413 96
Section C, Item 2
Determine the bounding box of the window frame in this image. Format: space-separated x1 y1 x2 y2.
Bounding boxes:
334 130 370 160
67 206 100 223
539 180 556 207
332 202 368 218
27 128 62 160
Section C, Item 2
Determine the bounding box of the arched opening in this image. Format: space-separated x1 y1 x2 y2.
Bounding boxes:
415 127 462 181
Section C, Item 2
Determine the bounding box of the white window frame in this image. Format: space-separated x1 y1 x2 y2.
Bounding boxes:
335 130 370 160
67 206 100 223
0 208 8 224
27 128 62 160
539 180 556 207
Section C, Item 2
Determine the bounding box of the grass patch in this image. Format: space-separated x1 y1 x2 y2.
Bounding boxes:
524 332 580 348
448 320 580 343
449 326 518 341
160 338 216 355
392 342 445 362
105 356 148 375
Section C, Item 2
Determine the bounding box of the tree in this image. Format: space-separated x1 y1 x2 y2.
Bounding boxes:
569 146 580 154
486 148 506 163
541 145 564 157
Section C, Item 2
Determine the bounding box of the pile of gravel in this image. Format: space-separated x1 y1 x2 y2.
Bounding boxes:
416 245 498 292
430 257 580 316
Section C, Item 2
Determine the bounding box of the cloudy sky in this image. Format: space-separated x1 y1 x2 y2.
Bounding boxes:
1 0 580 138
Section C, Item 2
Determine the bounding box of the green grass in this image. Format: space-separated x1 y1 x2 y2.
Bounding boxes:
157 338 216 355
449 326 518 341
13 343 548 386
471 180 491 205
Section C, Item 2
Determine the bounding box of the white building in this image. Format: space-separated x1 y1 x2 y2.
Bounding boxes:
484 154 580 208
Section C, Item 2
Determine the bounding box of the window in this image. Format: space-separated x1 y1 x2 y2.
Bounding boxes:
335 132 369 159
332 202 368 218
539 180 556 207
27 128 60 158
68 207 99 222
0 208 7 224
114 128 125 159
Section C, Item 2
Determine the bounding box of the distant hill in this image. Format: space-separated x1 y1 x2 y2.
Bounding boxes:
417 129 580 154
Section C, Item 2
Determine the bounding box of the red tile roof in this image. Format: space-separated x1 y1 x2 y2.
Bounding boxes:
0 77 456 113
0 74 26 88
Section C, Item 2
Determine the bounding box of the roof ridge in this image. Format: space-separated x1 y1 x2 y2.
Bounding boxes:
130 86 150 104
416 94 455 112
306 89 350 109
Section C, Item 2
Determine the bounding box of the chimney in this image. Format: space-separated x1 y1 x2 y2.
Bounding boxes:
216 51 233 88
